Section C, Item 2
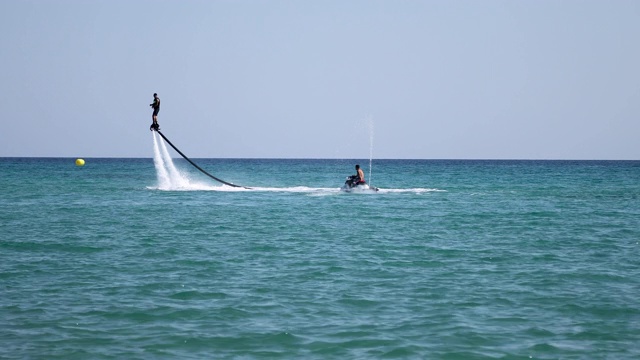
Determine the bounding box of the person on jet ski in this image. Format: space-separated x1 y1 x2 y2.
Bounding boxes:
345 164 366 188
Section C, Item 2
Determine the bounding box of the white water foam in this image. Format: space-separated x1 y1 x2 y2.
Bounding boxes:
152 132 171 189
152 132 219 191
157 133 190 188
166 185 441 194
378 188 445 194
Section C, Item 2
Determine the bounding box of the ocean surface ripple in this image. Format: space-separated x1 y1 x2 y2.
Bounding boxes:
1 158 639 359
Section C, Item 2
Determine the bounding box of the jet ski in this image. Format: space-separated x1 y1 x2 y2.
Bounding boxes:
341 175 379 193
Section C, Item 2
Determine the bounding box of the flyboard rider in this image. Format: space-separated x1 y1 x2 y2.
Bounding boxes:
150 93 160 131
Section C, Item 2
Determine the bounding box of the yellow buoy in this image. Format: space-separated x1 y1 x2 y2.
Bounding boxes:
75 158 85 166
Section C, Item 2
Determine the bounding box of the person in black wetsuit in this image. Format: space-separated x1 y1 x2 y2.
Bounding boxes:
150 93 160 131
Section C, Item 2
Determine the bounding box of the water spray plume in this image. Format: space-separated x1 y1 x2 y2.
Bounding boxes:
367 116 374 185
152 132 189 189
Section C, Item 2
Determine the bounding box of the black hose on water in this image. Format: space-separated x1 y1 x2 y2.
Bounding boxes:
156 130 249 189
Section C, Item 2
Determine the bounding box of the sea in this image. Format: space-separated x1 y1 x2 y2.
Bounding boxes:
1 132 639 359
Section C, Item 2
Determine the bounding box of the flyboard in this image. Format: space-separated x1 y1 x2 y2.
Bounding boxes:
153 128 250 189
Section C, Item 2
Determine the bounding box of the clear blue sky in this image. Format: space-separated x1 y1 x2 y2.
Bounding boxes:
1 0 638 159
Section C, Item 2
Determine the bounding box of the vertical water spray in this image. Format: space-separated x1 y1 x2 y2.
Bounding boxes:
152 132 171 189
152 132 191 190
158 133 190 188
367 116 374 185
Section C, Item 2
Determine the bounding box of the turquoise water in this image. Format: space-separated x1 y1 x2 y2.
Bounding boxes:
2 139 640 358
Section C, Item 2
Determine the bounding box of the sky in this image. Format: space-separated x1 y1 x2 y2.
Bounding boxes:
1 0 639 160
